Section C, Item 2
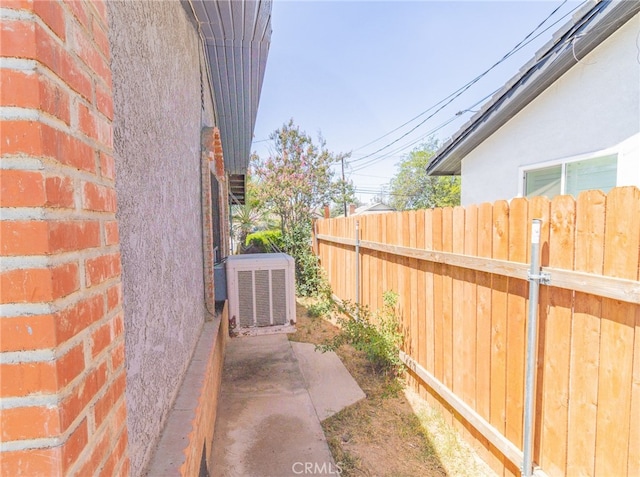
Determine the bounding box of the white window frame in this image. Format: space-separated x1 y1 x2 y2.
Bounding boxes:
518 144 621 198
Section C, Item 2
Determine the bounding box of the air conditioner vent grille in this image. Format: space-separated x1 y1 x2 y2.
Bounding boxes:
237 270 254 327
255 269 271 327
272 269 287 325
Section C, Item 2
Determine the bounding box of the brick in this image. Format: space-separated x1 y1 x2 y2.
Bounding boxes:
0 122 95 173
95 114 113 148
0 120 43 156
0 220 48 255
45 175 75 208
111 339 125 370
1 405 60 441
39 74 71 125
57 45 93 101
91 321 111 358
91 16 110 61
1 0 35 11
105 221 119 246
56 343 85 388
0 268 53 303
85 253 120 287
99 152 115 180
0 20 37 59
0 447 60 477
70 20 111 87
0 21 89 102
91 1 108 30
0 360 57 397
106 283 121 311
78 102 96 140
95 83 113 121
0 170 45 207
74 425 112 477
115 456 130 477
0 314 57 352
112 312 124 337
94 370 126 428
49 220 100 253
55 293 104 343
41 122 96 173
63 0 89 30
82 182 116 212
51 261 79 299
62 419 89 473
0 69 39 108
99 411 128 477
60 361 107 431
33 0 66 41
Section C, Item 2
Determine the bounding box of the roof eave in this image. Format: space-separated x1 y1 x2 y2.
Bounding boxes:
187 0 272 176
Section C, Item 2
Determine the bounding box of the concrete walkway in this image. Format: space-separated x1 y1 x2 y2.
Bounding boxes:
211 333 365 477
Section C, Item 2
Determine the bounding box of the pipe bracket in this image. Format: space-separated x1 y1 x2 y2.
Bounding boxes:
527 271 551 285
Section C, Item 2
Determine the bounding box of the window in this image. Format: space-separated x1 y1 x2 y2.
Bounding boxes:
523 154 617 199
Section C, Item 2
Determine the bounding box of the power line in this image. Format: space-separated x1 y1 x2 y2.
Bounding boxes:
348 0 579 165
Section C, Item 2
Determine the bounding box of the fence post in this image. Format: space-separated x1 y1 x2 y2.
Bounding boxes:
522 219 549 477
355 220 360 309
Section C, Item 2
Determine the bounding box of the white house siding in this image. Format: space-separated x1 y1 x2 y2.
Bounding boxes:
107 2 216 475
460 13 640 206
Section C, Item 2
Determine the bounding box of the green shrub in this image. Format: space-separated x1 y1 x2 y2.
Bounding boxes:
281 222 328 297
307 298 335 318
318 291 403 375
245 229 283 253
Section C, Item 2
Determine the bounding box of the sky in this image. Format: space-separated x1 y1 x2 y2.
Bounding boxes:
251 0 586 203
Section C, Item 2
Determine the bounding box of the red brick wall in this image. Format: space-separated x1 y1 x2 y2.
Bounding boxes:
201 126 229 310
0 1 129 475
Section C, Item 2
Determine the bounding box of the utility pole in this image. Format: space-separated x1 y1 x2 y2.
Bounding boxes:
341 155 347 216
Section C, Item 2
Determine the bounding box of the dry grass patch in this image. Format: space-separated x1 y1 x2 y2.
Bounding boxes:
290 299 495 477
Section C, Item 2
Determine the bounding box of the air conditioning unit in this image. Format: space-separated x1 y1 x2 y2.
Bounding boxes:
226 253 296 328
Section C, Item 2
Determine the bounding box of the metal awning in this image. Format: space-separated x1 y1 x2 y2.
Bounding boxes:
187 0 272 178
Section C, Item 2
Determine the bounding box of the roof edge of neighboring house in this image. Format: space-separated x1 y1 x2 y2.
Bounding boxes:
426 0 640 176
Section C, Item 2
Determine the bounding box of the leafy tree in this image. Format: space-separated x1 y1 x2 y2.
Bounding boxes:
252 119 350 295
331 177 359 217
252 119 349 235
388 139 461 210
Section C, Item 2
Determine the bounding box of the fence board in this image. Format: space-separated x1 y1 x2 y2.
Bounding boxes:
433 208 444 385
539 196 571 477
476 203 499 474
453 206 466 403
595 187 640 476
425 209 436 380
416 211 427 375
409 212 419 363
566 190 605 476
462 205 478 410
505 198 528 463
490 200 509 474
442 208 454 393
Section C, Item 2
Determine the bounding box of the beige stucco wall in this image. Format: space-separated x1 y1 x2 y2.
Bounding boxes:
461 13 640 205
107 1 216 474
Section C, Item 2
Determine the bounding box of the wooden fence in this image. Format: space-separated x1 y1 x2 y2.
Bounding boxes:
314 186 640 477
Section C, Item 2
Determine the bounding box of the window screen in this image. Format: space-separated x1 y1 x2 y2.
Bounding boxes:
525 165 561 198
565 154 617 196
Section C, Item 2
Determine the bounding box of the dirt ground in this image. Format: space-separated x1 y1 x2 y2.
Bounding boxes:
289 299 496 477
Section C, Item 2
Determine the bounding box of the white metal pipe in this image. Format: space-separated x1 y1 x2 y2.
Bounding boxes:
523 219 542 477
